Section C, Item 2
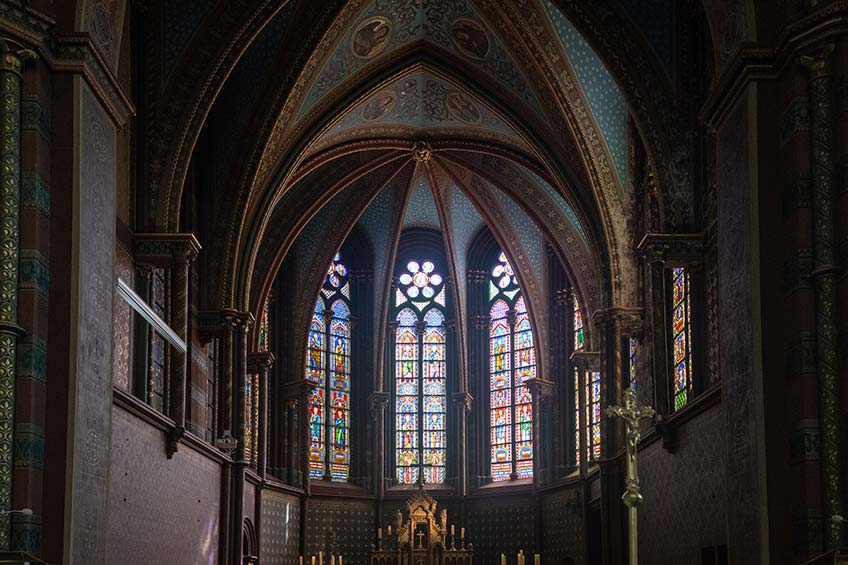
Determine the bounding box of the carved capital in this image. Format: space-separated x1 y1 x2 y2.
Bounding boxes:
247 351 275 373
637 233 704 264
800 43 835 80
285 379 314 404
0 38 35 76
452 391 473 412
135 233 202 268
570 350 600 372
526 378 555 402
370 391 390 419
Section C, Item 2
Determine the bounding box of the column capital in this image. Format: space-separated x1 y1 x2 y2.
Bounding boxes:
134 232 202 267
369 391 390 419
284 379 313 403
452 391 473 412
592 307 644 333
570 350 600 372
247 351 275 372
526 378 555 402
222 309 254 333
800 43 835 79
470 314 488 330
0 38 36 76
637 233 703 264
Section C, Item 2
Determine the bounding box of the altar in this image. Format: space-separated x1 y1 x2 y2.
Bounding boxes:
371 488 473 565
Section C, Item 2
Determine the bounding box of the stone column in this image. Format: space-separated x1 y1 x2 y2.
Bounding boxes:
452 391 472 495
322 308 334 480
0 38 33 550
370 392 388 500
801 43 843 549
230 312 252 565
248 352 275 479
526 378 554 488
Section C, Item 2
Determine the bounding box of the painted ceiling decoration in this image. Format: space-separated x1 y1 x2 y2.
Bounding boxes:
541 0 629 185
298 0 544 119
307 70 533 157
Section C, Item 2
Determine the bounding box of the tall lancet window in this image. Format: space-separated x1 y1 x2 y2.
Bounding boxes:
573 296 584 466
488 252 535 481
395 260 447 484
306 253 351 481
671 267 693 410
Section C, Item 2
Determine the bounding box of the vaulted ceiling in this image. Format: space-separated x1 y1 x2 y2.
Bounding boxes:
155 0 692 322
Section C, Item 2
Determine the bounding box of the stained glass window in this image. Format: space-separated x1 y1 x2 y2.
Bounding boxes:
305 253 351 481
394 259 447 484
629 337 637 391
258 294 271 351
586 370 602 460
488 252 535 481
574 296 585 351
671 267 693 410
574 367 581 466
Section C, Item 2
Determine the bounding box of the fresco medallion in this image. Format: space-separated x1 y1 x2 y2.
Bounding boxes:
351 17 393 59
449 18 489 60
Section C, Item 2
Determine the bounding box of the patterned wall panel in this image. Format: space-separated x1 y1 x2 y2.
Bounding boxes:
305 497 376 564
490 184 543 279
403 167 441 230
638 405 726 564
245 481 256 524
107 407 221 564
261 490 302 565
111 243 133 391
541 487 584 564
466 495 537 564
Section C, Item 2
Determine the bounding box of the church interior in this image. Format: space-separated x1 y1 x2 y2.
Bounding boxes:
0 0 845 564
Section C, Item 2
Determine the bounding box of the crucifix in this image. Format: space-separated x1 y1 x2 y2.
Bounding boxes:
606 388 655 565
415 528 425 549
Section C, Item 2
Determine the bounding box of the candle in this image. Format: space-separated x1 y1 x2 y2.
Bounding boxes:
339 557 343 565
319 552 323 565
534 554 540 565
331 556 335 565
299 557 303 565
451 524 455 536
378 527 382 539
501 554 507 565
460 527 465 539
388 525 392 536
311 557 315 565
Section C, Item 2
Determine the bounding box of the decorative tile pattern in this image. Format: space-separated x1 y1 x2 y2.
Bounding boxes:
112 244 133 391
108 407 221 564
541 488 584 564
450 180 484 321
541 0 628 185
20 96 50 141
18 251 49 297
465 496 537 564
261 490 301 564
639 405 726 564
20 174 49 217
304 498 375 564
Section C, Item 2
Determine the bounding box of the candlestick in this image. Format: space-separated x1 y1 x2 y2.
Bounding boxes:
319 551 323 565
378 527 382 539
535 554 540 565
339 557 343 565
451 524 455 536
331 556 335 565
299 557 303 565
501 554 506 565
460 527 465 539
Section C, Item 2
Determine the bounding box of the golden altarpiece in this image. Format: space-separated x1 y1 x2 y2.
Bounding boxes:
371 488 473 565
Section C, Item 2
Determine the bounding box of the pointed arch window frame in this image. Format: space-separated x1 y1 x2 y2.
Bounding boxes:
392 259 448 486
306 254 352 482
486 252 536 482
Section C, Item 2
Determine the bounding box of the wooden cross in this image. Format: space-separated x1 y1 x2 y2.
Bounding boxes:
606 388 655 565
